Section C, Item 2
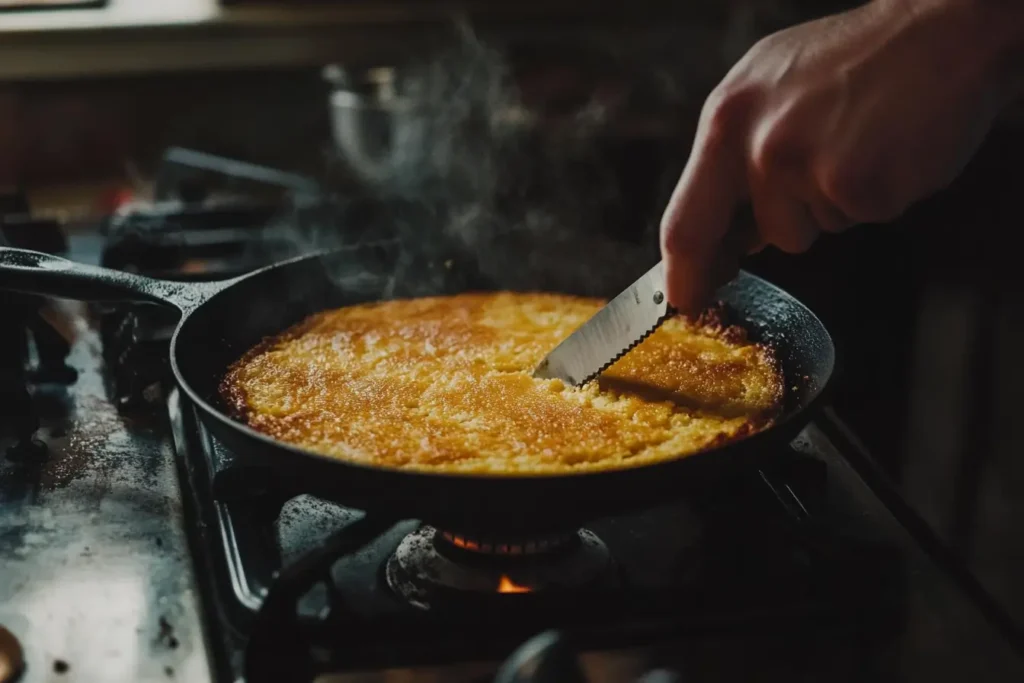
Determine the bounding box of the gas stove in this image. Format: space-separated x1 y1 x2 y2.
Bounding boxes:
171 386 900 683
2 150 1024 683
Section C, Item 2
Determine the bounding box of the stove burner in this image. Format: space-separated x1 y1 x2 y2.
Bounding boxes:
385 526 616 610
440 530 577 556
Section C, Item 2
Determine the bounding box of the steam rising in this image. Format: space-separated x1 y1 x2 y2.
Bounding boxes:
263 8 808 300
377 27 661 297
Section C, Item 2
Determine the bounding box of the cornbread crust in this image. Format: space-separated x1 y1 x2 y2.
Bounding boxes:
219 293 784 475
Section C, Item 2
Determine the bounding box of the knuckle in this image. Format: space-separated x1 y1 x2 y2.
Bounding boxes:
750 196 819 255
749 128 790 179
660 219 704 257
815 205 853 234
779 227 818 254
701 85 731 123
816 163 857 212
817 162 899 223
700 85 752 148
764 220 816 254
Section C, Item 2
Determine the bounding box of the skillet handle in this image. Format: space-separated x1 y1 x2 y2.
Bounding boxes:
0 247 228 311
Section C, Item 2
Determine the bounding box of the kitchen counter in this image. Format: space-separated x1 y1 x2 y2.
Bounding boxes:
0 287 213 683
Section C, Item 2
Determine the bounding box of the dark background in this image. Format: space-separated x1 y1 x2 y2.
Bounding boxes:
744 119 1024 632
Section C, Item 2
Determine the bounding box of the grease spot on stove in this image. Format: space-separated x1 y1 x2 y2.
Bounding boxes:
156 616 179 649
38 395 131 490
31 327 167 495
53 659 69 674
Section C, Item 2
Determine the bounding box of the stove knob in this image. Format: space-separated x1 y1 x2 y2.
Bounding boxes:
493 630 587 683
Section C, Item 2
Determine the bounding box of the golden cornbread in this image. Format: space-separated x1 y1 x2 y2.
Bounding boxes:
219 293 784 474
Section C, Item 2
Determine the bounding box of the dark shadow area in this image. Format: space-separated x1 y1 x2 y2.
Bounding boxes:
742 116 1024 633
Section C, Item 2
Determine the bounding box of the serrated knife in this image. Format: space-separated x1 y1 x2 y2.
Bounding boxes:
533 261 674 387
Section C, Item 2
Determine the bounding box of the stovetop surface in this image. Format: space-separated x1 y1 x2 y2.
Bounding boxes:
0 300 213 682
171 384 1024 683
2 262 1023 682
2 190 1024 682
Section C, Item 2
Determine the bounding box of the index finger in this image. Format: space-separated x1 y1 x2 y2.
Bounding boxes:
659 116 744 313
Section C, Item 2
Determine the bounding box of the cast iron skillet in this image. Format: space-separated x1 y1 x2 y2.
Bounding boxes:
0 243 834 535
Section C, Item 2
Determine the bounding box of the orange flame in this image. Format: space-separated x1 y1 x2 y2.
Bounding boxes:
180 259 210 274
497 575 531 593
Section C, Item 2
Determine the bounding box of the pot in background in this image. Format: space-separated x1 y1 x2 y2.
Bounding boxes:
323 61 688 244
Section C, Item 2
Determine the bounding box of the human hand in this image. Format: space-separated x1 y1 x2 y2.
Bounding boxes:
660 0 1024 312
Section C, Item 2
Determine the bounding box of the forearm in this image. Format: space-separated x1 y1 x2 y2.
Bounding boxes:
894 0 1024 102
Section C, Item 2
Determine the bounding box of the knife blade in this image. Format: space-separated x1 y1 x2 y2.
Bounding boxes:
533 261 674 386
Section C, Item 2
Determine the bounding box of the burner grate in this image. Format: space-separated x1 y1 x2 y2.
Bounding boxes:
93 148 328 412
386 526 616 610
440 529 578 557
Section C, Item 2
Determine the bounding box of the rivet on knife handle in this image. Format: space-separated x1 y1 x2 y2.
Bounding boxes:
533 261 673 387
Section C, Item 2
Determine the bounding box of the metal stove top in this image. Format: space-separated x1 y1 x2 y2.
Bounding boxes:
169 383 898 681
169 378 1024 683
2 151 1024 683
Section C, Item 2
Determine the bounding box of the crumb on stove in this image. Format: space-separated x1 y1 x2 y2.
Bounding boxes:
53 659 69 674
165 665 174 677
155 537 163 547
